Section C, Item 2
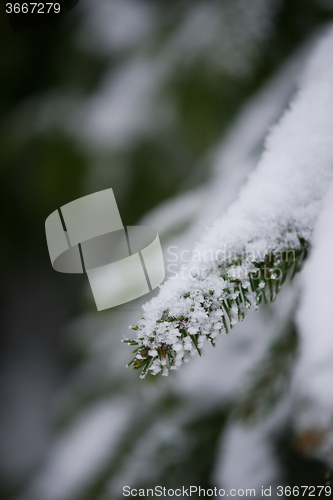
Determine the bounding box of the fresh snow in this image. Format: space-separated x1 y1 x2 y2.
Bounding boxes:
132 26 333 376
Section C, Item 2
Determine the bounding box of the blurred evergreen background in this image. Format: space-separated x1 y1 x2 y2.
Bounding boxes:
1 1 333 499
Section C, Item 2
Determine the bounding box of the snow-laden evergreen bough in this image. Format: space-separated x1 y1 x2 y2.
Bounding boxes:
124 27 333 378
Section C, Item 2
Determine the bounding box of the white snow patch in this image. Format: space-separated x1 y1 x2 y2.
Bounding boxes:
293 179 333 455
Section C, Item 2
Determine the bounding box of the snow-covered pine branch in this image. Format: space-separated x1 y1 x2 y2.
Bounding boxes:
125 26 333 378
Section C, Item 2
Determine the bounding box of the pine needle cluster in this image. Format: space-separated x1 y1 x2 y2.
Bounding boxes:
124 239 308 378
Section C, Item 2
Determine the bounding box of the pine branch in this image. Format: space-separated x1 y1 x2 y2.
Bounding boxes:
125 27 333 380
124 238 308 378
